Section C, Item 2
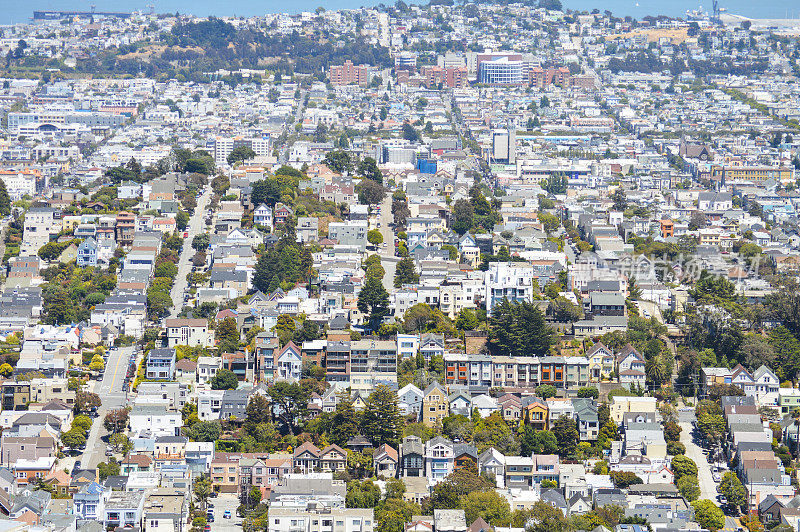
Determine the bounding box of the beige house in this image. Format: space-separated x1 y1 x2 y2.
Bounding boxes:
29 378 76 407
610 396 658 424
165 319 214 348
422 382 449 427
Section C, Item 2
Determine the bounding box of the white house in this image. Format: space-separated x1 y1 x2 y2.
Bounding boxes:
197 389 225 421
129 406 181 437
397 334 420 359
398 384 423 419
484 262 535 315
196 357 223 385
253 204 273 229
165 319 214 348
275 343 302 382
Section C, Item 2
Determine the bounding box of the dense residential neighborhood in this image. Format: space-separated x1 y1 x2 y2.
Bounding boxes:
1 1 800 532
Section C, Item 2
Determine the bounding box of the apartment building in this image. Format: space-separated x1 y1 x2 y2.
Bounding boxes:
269 508 374 532
484 262 534 315
165 319 214 348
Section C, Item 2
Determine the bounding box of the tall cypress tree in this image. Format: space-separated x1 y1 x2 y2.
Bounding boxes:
0 180 10 216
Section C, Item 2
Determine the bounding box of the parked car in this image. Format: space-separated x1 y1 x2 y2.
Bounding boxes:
223 510 231 519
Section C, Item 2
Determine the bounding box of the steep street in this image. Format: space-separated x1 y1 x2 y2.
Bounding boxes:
679 410 718 501
81 346 136 469
169 185 212 318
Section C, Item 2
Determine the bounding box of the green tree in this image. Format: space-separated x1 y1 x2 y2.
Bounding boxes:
768 326 800 381
252 238 314 293
193 475 213 513
188 420 223 442
368 229 384 246
526 501 571 532
0 180 11 216
671 455 698 481
538 212 560 233
72 415 92 433
191 233 210 252
402 122 420 142
216 317 240 353
268 381 310 434
329 398 360 447
610 471 643 488
488 300 555 357
61 428 87 450
245 394 272 425
0 363 12 377
358 157 383 184
250 177 282 208
154 261 178 280
98 458 120 480
719 471 747 510
357 277 390 330
536 384 557 399
520 427 558 455
74 391 101 414
677 475 700 501
103 408 129 433
542 174 567 195
430 462 491 509
452 199 474 235
696 412 726 444
360 384 402 446
577 387 599 399
692 499 725 532
110 433 133 453
346 480 381 508
394 257 419 287
628 276 643 300
146 289 173 320
736 335 776 371
323 150 354 174
461 490 511 526
550 297 582 322
176 210 190 231
552 415 578 457
227 145 256 165
455 308 480 331
611 188 628 211
357 179 386 205
210 369 238 390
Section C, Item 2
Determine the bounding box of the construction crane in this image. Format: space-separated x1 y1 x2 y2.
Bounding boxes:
712 0 721 23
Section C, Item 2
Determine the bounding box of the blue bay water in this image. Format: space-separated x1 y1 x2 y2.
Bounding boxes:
2 0 798 27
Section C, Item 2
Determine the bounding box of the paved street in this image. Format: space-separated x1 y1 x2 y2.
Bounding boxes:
81 346 135 469
279 89 306 165
210 493 243 532
679 411 718 501
377 194 398 292
169 185 212 318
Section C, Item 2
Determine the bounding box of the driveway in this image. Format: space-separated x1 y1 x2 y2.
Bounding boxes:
679 414 718 500
169 185 212 318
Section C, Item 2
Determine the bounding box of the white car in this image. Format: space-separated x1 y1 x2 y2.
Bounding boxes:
712 472 721 482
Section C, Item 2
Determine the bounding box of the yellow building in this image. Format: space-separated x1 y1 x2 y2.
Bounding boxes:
610 396 658 424
710 165 794 185
422 382 449 427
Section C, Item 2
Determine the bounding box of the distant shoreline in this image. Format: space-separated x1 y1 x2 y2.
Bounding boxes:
2 0 799 26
